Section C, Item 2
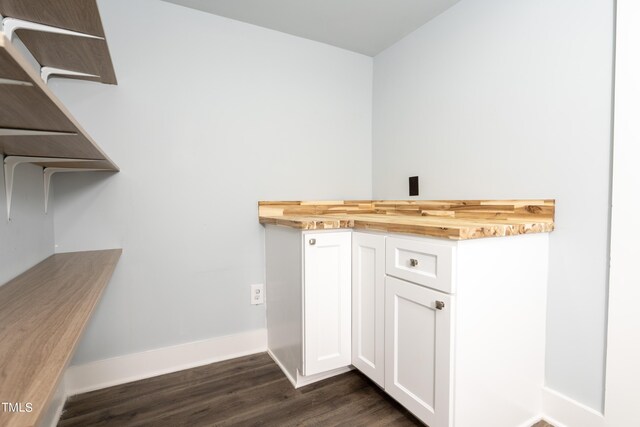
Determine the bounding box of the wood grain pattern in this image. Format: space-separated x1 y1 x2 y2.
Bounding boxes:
0 0 117 84
59 353 421 426
0 0 106 36
0 50 30 82
0 35 118 168
0 135 108 160
259 200 555 240
0 82 75 132
0 250 122 427
16 31 117 85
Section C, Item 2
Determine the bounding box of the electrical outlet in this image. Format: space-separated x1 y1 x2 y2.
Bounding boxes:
250 283 264 305
409 176 419 196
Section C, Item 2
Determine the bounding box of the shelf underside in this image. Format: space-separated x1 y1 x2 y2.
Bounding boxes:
0 34 118 169
0 0 117 84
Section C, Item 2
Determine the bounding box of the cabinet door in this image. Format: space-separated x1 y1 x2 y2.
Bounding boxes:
385 276 452 427
304 232 352 376
352 232 385 387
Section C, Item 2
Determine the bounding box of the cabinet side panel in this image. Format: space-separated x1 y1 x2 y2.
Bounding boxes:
454 233 549 427
265 225 302 380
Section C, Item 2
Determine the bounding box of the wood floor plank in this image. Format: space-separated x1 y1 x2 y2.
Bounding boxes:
60 353 554 426
62 363 284 425
59 353 421 426
62 353 273 413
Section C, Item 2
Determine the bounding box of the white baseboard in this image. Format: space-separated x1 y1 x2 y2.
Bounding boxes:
267 349 298 387
267 349 352 389
542 386 605 427
295 365 353 388
65 328 267 396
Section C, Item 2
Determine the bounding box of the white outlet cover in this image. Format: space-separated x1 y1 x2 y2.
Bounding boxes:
250 283 264 305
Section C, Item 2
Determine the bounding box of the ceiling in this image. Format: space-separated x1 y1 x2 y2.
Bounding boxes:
159 0 461 56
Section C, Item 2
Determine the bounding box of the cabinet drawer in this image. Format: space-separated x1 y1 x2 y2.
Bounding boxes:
385 237 454 293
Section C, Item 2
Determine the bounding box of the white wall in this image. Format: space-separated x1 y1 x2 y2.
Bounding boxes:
372 0 613 411
0 162 54 285
604 0 640 425
49 0 372 365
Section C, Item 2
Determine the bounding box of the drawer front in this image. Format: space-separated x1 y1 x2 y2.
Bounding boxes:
385 237 454 293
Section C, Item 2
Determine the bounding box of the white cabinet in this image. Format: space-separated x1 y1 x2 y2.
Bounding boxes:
265 225 352 387
385 276 452 427
386 236 455 293
303 232 352 376
351 232 385 387
267 225 550 427
352 232 549 427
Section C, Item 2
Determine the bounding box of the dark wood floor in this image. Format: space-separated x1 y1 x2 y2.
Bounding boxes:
59 353 422 426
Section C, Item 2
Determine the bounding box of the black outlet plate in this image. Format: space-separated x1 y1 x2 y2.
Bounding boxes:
409 176 419 196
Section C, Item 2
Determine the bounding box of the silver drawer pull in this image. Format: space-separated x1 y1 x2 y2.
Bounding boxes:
435 301 445 310
309 238 316 245
409 258 419 267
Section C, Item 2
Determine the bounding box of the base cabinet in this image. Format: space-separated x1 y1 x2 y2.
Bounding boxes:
352 232 549 427
267 225 549 426
265 226 352 387
385 276 452 427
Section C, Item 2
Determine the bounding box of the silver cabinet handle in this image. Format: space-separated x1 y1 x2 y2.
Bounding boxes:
309 239 316 245
409 258 419 267
435 301 445 310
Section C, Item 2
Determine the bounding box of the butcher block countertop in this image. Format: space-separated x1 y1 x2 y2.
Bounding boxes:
259 200 555 240
0 249 121 427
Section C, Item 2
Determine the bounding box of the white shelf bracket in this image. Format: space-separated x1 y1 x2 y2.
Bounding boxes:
43 167 111 214
3 156 94 221
41 67 100 83
1 17 105 41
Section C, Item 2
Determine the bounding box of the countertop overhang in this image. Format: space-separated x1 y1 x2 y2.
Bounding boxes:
258 200 555 240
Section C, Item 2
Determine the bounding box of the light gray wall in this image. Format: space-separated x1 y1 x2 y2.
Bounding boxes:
50 0 372 365
372 0 613 411
0 163 54 285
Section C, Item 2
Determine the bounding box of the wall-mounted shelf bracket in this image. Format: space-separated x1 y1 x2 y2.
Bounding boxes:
3 156 93 220
43 167 111 213
41 67 100 83
1 17 105 41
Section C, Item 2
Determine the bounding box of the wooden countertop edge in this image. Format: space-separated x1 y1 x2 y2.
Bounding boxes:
259 216 555 240
258 200 555 239
0 249 122 427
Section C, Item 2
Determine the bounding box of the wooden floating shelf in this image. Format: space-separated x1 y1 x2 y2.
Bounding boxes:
0 249 122 427
0 0 117 84
0 34 118 169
